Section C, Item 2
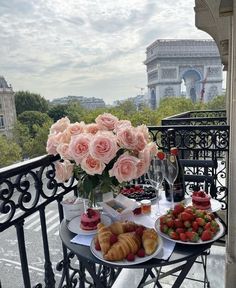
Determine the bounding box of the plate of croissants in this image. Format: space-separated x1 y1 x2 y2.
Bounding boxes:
90 221 163 265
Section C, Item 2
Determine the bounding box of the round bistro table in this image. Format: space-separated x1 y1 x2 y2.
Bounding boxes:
59 219 212 288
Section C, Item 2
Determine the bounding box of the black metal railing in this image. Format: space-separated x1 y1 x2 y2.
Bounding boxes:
161 109 227 126
0 109 229 287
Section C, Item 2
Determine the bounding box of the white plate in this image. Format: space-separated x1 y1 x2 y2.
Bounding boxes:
68 214 112 236
185 197 222 213
90 235 163 266
155 217 225 245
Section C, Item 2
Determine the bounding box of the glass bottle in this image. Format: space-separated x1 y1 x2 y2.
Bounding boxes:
164 129 185 202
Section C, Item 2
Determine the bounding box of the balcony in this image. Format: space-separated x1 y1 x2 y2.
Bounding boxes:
0 109 228 287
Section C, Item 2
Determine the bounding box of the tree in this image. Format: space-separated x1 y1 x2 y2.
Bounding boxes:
157 96 196 123
15 91 49 115
24 120 53 158
0 136 22 167
18 111 52 137
48 104 69 122
207 95 226 110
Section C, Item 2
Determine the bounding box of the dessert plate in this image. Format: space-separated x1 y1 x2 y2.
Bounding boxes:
120 184 157 202
90 235 163 266
185 197 222 213
68 214 112 236
155 217 225 245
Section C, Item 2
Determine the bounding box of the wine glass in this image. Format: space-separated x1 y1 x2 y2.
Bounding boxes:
147 157 164 215
162 153 179 209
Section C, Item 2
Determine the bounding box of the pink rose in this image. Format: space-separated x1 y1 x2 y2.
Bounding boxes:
136 125 150 141
85 123 100 134
55 160 74 182
136 159 148 178
95 113 119 130
68 133 92 164
89 131 118 164
109 153 140 183
46 135 58 155
138 146 152 170
46 133 65 155
81 154 105 175
134 132 147 151
58 130 71 144
66 122 85 136
56 143 71 160
50 117 70 135
117 127 136 150
114 120 132 133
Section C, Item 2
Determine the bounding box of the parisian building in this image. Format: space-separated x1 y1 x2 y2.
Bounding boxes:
0 76 17 138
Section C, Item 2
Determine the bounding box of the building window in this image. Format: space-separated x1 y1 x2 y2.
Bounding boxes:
0 115 4 128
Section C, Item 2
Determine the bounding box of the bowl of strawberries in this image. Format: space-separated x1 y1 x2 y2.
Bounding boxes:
155 203 225 244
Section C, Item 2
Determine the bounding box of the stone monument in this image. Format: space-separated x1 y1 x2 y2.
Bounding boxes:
144 39 223 109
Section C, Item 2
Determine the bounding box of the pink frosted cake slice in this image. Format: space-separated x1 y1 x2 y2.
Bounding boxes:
80 208 101 230
192 191 211 210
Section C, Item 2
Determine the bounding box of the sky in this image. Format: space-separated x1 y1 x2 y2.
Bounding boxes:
0 0 212 105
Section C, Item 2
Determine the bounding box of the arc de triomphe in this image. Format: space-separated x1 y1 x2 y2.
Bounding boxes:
144 39 223 109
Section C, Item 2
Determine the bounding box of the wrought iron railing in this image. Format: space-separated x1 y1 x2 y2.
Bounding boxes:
0 110 229 287
161 109 227 126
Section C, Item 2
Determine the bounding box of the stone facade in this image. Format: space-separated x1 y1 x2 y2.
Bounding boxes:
144 39 223 109
0 77 17 138
51 95 106 110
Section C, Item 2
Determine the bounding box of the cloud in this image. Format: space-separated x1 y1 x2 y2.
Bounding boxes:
0 0 212 104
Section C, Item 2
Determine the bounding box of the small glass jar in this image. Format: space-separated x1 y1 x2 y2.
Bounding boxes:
133 202 142 215
141 199 151 214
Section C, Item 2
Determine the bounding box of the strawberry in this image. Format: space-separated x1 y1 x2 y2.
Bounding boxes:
157 150 165 160
204 215 212 222
201 230 213 241
110 234 118 244
137 248 145 257
174 218 184 228
196 217 206 227
160 224 169 234
168 231 180 240
170 147 178 156
95 241 101 251
176 228 185 234
173 203 185 215
192 221 199 232
87 208 96 218
160 215 169 224
179 232 187 242
135 226 145 237
187 231 199 242
180 212 194 221
166 218 175 228
126 253 135 261
183 220 191 228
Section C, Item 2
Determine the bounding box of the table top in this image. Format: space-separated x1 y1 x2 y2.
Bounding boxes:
59 219 212 269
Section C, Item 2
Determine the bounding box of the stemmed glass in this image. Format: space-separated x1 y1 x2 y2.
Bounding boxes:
147 157 164 216
162 153 179 209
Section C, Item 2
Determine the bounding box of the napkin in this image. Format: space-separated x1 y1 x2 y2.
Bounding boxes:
71 234 94 246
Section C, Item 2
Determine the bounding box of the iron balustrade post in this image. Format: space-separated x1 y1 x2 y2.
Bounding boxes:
57 197 73 288
15 219 31 288
39 207 56 288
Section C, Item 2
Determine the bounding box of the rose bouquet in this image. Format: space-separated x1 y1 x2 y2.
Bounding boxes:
46 113 157 204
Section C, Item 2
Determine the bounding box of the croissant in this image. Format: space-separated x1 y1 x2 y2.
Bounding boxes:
104 232 141 261
142 228 159 255
97 223 113 255
122 221 140 233
109 221 125 235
